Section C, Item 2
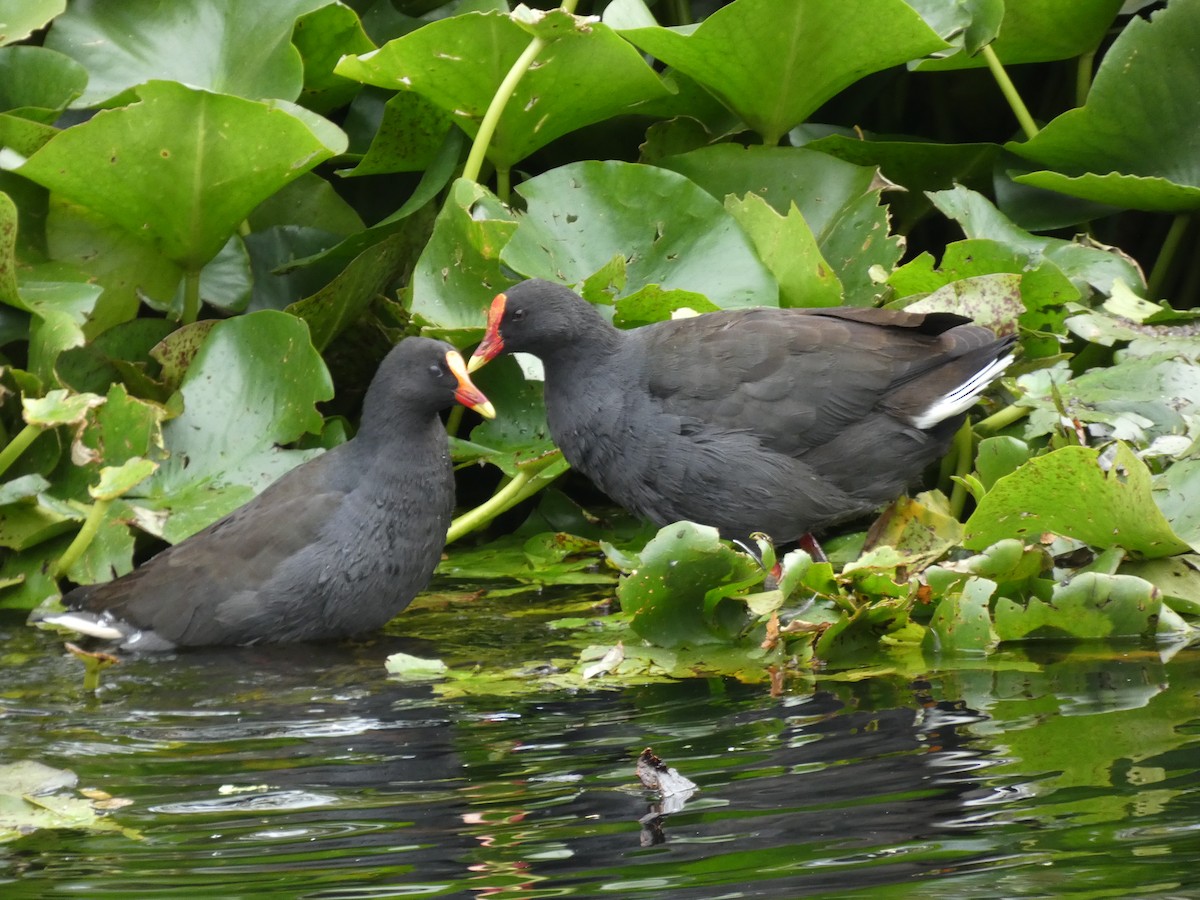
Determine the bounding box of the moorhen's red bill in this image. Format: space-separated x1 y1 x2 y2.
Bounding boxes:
469 279 1015 543
44 338 495 651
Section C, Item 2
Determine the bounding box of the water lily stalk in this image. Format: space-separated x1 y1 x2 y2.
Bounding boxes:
0 422 39 480
670 0 692 26
1076 48 1096 107
445 404 464 437
446 452 564 543
948 420 974 520
462 0 581 187
982 45 1038 140
1147 212 1191 299
54 498 111 579
975 403 1029 435
180 267 202 325
495 166 511 204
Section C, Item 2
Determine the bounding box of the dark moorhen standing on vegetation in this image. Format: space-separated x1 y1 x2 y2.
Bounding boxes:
469 279 1015 543
44 338 495 651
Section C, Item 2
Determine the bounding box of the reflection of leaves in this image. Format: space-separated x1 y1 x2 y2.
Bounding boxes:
0 759 137 843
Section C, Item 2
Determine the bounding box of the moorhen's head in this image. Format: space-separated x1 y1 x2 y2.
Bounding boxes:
368 337 495 423
468 279 595 372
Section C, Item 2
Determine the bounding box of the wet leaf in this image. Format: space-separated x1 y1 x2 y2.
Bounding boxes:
924 576 999 656
0 759 135 843
131 311 333 543
1008 2 1200 212
724 193 843 308
0 46 86 123
620 0 946 145
0 0 65 48
438 531 613 586
501 161 777 309
336 10 670 168
384 652 448 679
993 572 1162 641
617 522 762 649
17 80 347 269
89 458 158 502
44 0 331 106
1121 555 1200 618
964 443 1192 558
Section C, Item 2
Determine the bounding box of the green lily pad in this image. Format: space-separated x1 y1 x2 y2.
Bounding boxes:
411 178 517 333
813 598 913 665
993 572 1162 640
294 1 374 114
964 442 1192 558
0 46 86 123
22 388 104 428
1153 458 1200 552
976 437 1032 491
914 0 1122 70
1007 2 1200 212
131 311 333 543
384 652 448 679
438 531 613 586
0 0 65 48
660 145 902 305
336 10 670 168
1121 554 1200 617
501 160 778 309
16 80 347 269
724 193 843 308
620 0 946 145
924 576 999 656
0 759 135 843
90 457 158 501
44 0 332 106
616 521 762 649
926 186 1143 295
18 279 104 385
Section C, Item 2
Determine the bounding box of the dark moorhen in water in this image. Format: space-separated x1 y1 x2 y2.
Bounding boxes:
470 279 1016 543
44 338 494 651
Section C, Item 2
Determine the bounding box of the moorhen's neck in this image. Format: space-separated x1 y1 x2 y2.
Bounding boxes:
354 381 441 452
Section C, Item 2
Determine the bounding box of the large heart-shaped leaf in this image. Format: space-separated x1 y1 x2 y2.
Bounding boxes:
964 442 1192 558
131 311 333 542
660 145 901 304
619 0 947 145
336 10 670 168
16 81 347 269
501 160 777 309
0 0 65 48
44 0 333 106
913 0 1123 70
0 46 86 122
1007 1 1200 212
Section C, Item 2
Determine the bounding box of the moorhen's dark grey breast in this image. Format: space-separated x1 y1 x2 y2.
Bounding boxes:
44 338 494 651
469 279 1015 543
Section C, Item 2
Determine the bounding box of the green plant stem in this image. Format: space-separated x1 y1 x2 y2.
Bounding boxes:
1147 213 1191 299
1076 48 1096 107
0 422 39 480
948 420 974 520
446 453 563 544
975 403 1029 435
445 404 464 437
670 0 692 26
982 45 1038 140
495 165 511 204
54 498 111 579
180 267 202 325
462 0 580 186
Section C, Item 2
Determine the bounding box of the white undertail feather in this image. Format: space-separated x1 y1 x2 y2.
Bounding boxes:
40 611 127 640
908 352 1015 430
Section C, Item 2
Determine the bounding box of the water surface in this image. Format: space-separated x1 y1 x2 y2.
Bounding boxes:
2 586 1197 898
